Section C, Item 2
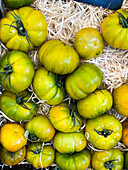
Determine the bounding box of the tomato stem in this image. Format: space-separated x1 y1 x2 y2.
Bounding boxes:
55 74 66 88
30 145 41 155
24 130 40 142
5 11 31 45
14 92 31 110
117 11 128 28
94 129 114 138
0 63 14 88
104 159 118 169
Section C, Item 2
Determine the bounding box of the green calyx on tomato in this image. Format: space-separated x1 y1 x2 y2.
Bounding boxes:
29 145 41 155
24 130 39 142
5 11 30 45
0 62 14 88
62 103 77 127
94 129 114 138
118 12 128 28
15 92 30 110
104 159 118 169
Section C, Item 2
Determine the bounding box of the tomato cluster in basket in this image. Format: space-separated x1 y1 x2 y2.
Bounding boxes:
1 0 128 170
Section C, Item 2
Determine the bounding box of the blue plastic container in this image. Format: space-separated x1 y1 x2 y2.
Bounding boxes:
74 0 124 10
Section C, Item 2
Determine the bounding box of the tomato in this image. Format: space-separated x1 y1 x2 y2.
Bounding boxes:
92 148 124 170
0 123 27 152
3 0 34 8
0 145 26 166
85 114 122 149
101 9 128 50
26 142 55 169
77 89 113 118
0 7 47 52
0 90 38 122
33 67 66 105
74 27 104 59
121 120 128 146
38 39 79 75
53 131 87 154
56 149 91 170
125 152 128 168
0 50 35 93
49 102 83 132
24 115 55 142
65 63 103 100
113 84 128 117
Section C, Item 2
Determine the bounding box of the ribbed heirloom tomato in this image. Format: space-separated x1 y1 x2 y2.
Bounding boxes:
0 7 47 52
3 0 34 8
85 114 122 149
92 148 124 170
49 102 83 132
33 67 66 105
25 115 55 142
65 63 103 100
26 143 55 169
77 89 113 118
56 149 91 170
101 9 128 49
0 123 27 152
0 90 38 122
113 84 128 117
0 145 26 166
53 131 87 154
0 51 35 93
74 27 104 59
121 120 128 147
38 39 79 75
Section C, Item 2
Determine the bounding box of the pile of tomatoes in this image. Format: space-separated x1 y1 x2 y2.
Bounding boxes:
1 0 128 169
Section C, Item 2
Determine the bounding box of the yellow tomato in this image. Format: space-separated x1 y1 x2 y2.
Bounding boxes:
0 123 27 152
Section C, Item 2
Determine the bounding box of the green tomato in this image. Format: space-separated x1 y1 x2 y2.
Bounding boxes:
26 142 55 169
0 90 38 122
92 148 124 170
56 149 91 170
125 152 128 168
53 131 87 154
38 39 79 75
3 0 34 8
65 63 103 100
77 89 113 118
25 115 56 142
49 102 83 132
0 145 26 166
33 67 66 105
0 50 35 93
85 114 122 150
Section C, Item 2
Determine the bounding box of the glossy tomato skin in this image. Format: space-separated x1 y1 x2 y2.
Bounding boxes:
0 51 35 93
38 39 79 75
77 89 113 118
121 120 128 146
25 115 55 142
56 149 91 170
33 67 66 105
85 114 122 150
49 102 83 132
92 148 124 170
0 123 27 152
125 152 128 168
0 7 47 52
0 90 38 122
101 9 128 50
26 142 55 169
53 131 87 154
0 145 26 166
3 0 33 8
65 63 103 100
74 27 104 59
113 84 128 117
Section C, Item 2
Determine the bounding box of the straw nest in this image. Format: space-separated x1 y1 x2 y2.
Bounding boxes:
0 0 128 169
